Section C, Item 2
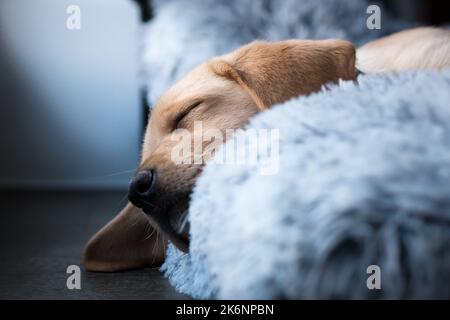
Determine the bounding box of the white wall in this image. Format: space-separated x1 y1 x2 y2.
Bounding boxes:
0 0 142 189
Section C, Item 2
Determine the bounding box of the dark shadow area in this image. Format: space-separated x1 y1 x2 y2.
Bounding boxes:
381 0 450 25
0 190 187 300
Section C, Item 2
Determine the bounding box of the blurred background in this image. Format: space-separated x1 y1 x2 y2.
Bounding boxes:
0 0 448 300
0 0 141 190
0 0 448 191
0 0 181 300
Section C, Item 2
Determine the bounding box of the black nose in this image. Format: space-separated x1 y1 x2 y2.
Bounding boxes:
128 170 154 207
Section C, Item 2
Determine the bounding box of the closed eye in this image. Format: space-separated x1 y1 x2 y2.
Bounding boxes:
174 101 202 129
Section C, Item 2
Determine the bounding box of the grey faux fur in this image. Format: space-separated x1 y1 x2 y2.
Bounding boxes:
140 0 450 299
162 71 450 299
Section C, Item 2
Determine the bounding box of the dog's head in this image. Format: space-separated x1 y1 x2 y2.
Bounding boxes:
84 39 355 271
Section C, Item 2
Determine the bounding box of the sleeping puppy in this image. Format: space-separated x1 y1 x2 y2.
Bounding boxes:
84 27 450 272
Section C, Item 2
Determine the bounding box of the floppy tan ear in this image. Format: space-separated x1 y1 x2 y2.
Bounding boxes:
209 39 356 110
83 203 167 272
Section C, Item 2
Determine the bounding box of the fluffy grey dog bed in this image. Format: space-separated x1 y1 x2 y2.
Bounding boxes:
143 0 403 104
162 71 450 299
141 0 450 299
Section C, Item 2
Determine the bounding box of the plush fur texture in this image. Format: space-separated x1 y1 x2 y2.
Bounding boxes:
139 0 450 299
142 0 403 105
357 27 450 73
162 70 450 299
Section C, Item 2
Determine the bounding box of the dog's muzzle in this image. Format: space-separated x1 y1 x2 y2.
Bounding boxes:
128 169 189 252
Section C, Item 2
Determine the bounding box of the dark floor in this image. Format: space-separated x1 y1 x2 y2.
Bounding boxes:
0 190 188 300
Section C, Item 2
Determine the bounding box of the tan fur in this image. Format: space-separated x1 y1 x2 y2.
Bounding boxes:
85 28 448 272
84 203 166 272
211 39 356 109
357 27 450 73
84 38 356 272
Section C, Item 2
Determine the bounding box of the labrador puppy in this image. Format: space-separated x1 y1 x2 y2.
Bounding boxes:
84 27 450 272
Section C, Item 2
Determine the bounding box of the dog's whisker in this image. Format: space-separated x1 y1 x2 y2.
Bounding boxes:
151 230 160 259
141 225 156 242
144 220 152 234
118 192 129 206
84 169 137 181
177 211 189 233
